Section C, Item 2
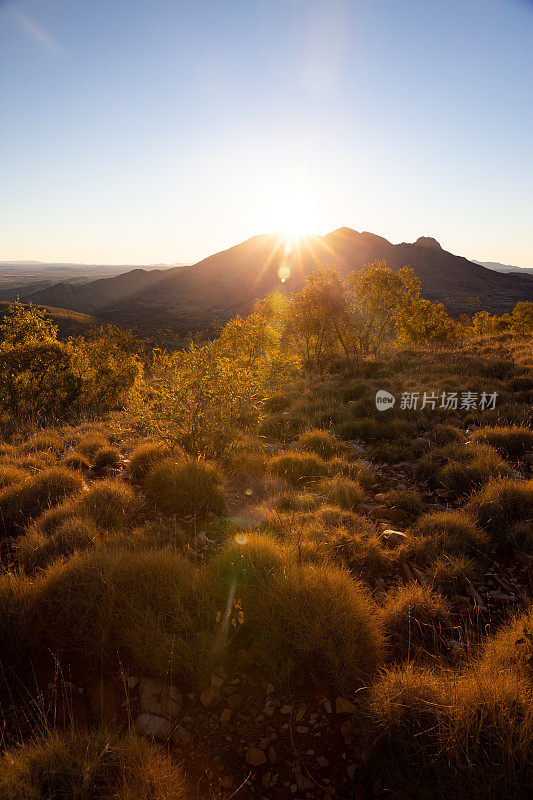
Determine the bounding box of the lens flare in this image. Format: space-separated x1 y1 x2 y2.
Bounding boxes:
234 533 248 546
278 263 291 283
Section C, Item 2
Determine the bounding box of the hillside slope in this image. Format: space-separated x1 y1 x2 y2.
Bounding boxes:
31 229 533 332
0 302 104 338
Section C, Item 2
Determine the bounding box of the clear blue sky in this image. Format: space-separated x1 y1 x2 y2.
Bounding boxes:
1 0 532 266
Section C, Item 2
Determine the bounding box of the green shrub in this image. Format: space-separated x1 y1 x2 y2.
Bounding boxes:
297 428 341 458
0 730 186 800
78 479 141 530
249 560 383 691
380 585 451 660
411 511 488 557
270 451 328 486
0 468 83 533
145 458 225 518
17 517 98 574
128 442 172 483
470 426 533 459
466 478 533 544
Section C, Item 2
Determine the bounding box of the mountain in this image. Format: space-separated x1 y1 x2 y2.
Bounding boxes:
474 260 533 276
29 229 533 333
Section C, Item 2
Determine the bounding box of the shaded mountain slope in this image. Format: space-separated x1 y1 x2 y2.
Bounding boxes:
31 229 533 332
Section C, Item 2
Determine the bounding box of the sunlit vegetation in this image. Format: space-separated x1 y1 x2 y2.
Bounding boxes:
0 287 531 798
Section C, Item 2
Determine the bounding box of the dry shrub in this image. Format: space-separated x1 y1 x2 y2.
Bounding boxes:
128 442 172 483
209 531 286 593
0 468 83 533
317 475 364 510
415 443 510 491
380 584 451 660
61 451 91 473
297 428 341 458
411 511 488 557
471 425 533 459
0 730 187 800
380 489 426 515
145 458 225 518
466 478 533 545
328 457 376 489
0 465 28 489
75 434 109 458
249 560 384 692
93 446 121 471
0 572 31 675
26 547 210 682
17 516 99 574
270 451 328 486
429 555 477 597
18 432 63 455
78 479 141 530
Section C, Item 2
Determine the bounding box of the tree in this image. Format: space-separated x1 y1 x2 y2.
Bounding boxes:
0 302 141 420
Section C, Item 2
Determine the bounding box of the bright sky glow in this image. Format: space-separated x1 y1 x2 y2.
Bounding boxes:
1 0 532 267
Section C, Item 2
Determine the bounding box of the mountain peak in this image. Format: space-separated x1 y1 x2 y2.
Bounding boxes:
415 236 442 250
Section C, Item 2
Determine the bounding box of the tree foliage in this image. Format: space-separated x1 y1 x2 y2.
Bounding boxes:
0 302 141 420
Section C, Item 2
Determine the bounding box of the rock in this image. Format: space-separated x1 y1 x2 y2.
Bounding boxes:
379 529 407 547
295 773 314 791
340 720 352 741
323 699 332 714
265 682 275 694
318 756 329 767
211 673 224 690
336 697 358 714
200 688 220 707
280 704 293 715
219 708 233 724
135 713 171 741
268 745 277 764
139 678 182 719
172 725 192 746
227 693 242 709
246 747 267 766
261 772 272 790
220 776 234 789
127 675 139 689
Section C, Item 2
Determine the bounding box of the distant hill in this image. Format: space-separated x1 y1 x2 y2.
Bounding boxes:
474 260 533 276
0 262 185 301
0 301 103 339
29 229 533 333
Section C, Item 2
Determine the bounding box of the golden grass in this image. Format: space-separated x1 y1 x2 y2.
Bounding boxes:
0 730 187 800
145 458 225 518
